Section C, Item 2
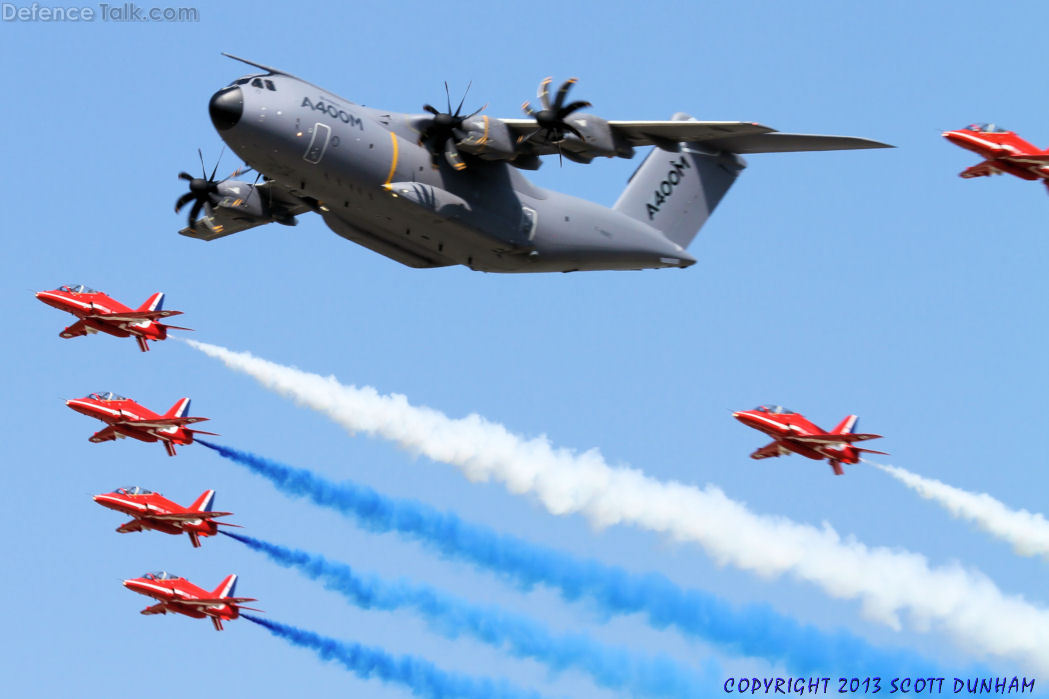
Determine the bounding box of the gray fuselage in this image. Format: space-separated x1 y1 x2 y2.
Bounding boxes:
208 74 694 272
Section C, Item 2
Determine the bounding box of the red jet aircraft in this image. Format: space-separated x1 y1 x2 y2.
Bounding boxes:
93 486 238 547
66 393 215 456
122 571 259 630
36 284 189 351
733 405 887 475
943 124 1049 191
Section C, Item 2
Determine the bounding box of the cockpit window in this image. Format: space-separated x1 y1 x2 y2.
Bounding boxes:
144 571 180 581
90 392 127 401
264 79 276 91
968 123 1007 133
227 75 276 91
251 78 264 88
115 486 154 496
755 405 794 415
59 284 97 293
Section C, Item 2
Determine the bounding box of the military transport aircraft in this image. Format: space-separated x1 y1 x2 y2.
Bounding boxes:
36 285 189 352
66 393 215 456
123 571 258 630
733 405 887 475
943 124 1049 191
178 54 891 273
93 486 238 547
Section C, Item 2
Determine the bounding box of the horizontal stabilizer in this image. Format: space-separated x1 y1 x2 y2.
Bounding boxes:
856 448 890 456
791 433 882 445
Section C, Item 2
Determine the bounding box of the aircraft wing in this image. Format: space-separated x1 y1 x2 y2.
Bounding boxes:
178 596 257 607
179 180 312 242
750 441 788 460
148 511 233 522
129 417 209 428
87 310 182 322
1002 153 1049 165
499 118 891 154
791 433 883 445
89 426 122 443
59 319 90 338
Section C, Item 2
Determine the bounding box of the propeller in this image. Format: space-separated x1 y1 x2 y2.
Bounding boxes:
519 77 592 146
174 148 247 228
417 82 485 171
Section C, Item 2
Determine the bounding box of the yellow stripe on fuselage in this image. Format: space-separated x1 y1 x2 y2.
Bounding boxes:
384 131 399 186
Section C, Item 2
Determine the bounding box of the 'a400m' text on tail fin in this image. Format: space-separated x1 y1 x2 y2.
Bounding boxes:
614 113 746 249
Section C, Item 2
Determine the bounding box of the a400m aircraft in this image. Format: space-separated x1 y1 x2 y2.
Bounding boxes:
179 55 891 273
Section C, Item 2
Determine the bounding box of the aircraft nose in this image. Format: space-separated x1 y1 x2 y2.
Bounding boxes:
209 86 243 131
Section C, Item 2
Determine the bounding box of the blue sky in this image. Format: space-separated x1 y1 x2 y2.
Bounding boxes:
3 1 1049 696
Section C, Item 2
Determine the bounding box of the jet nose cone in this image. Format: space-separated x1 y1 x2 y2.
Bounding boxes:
209 86 243 131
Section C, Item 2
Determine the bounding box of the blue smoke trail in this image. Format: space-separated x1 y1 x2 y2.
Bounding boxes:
242 614 536 699
201 440 937 675
226 530 709 696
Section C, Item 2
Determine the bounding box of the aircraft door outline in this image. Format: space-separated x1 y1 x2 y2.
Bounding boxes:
303 123 331 164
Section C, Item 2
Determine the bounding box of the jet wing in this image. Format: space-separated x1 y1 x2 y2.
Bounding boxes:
89 426 123 443
148 511 233 522
59 319 90 338
87 310 182 322
128 417 209 428
179 181 312 242
1001 153 1049 165
179 596 257 606
790 433 883 445
750 441 788 460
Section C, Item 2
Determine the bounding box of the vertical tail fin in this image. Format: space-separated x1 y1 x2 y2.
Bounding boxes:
137 292 165 313
213 573 237 599
189 489 216 513
164 397 191 419
831 415 859 435
613 113 746 248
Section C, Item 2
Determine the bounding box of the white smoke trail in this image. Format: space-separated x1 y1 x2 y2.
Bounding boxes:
186 339 1049 671
870 461 1049 558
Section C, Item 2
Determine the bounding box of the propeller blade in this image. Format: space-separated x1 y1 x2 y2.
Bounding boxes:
188 199 204 227
178 172 194 182
538 77 552 110
559 100 592 117
209 145 225 182
516 128 540 145
553 77 577 110
454 81 472 117
443 81 451 115
444 137 466 171
521 101 537 117
423 104 440 116
175 192 195 213
197 148 206 178
465 103 487 120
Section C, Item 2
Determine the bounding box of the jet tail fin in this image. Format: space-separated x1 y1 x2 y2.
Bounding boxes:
163 397 191 419
213 573 237 599
614 113 746 249
137 292 165 313
831 415 859 436
189 489 216 513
